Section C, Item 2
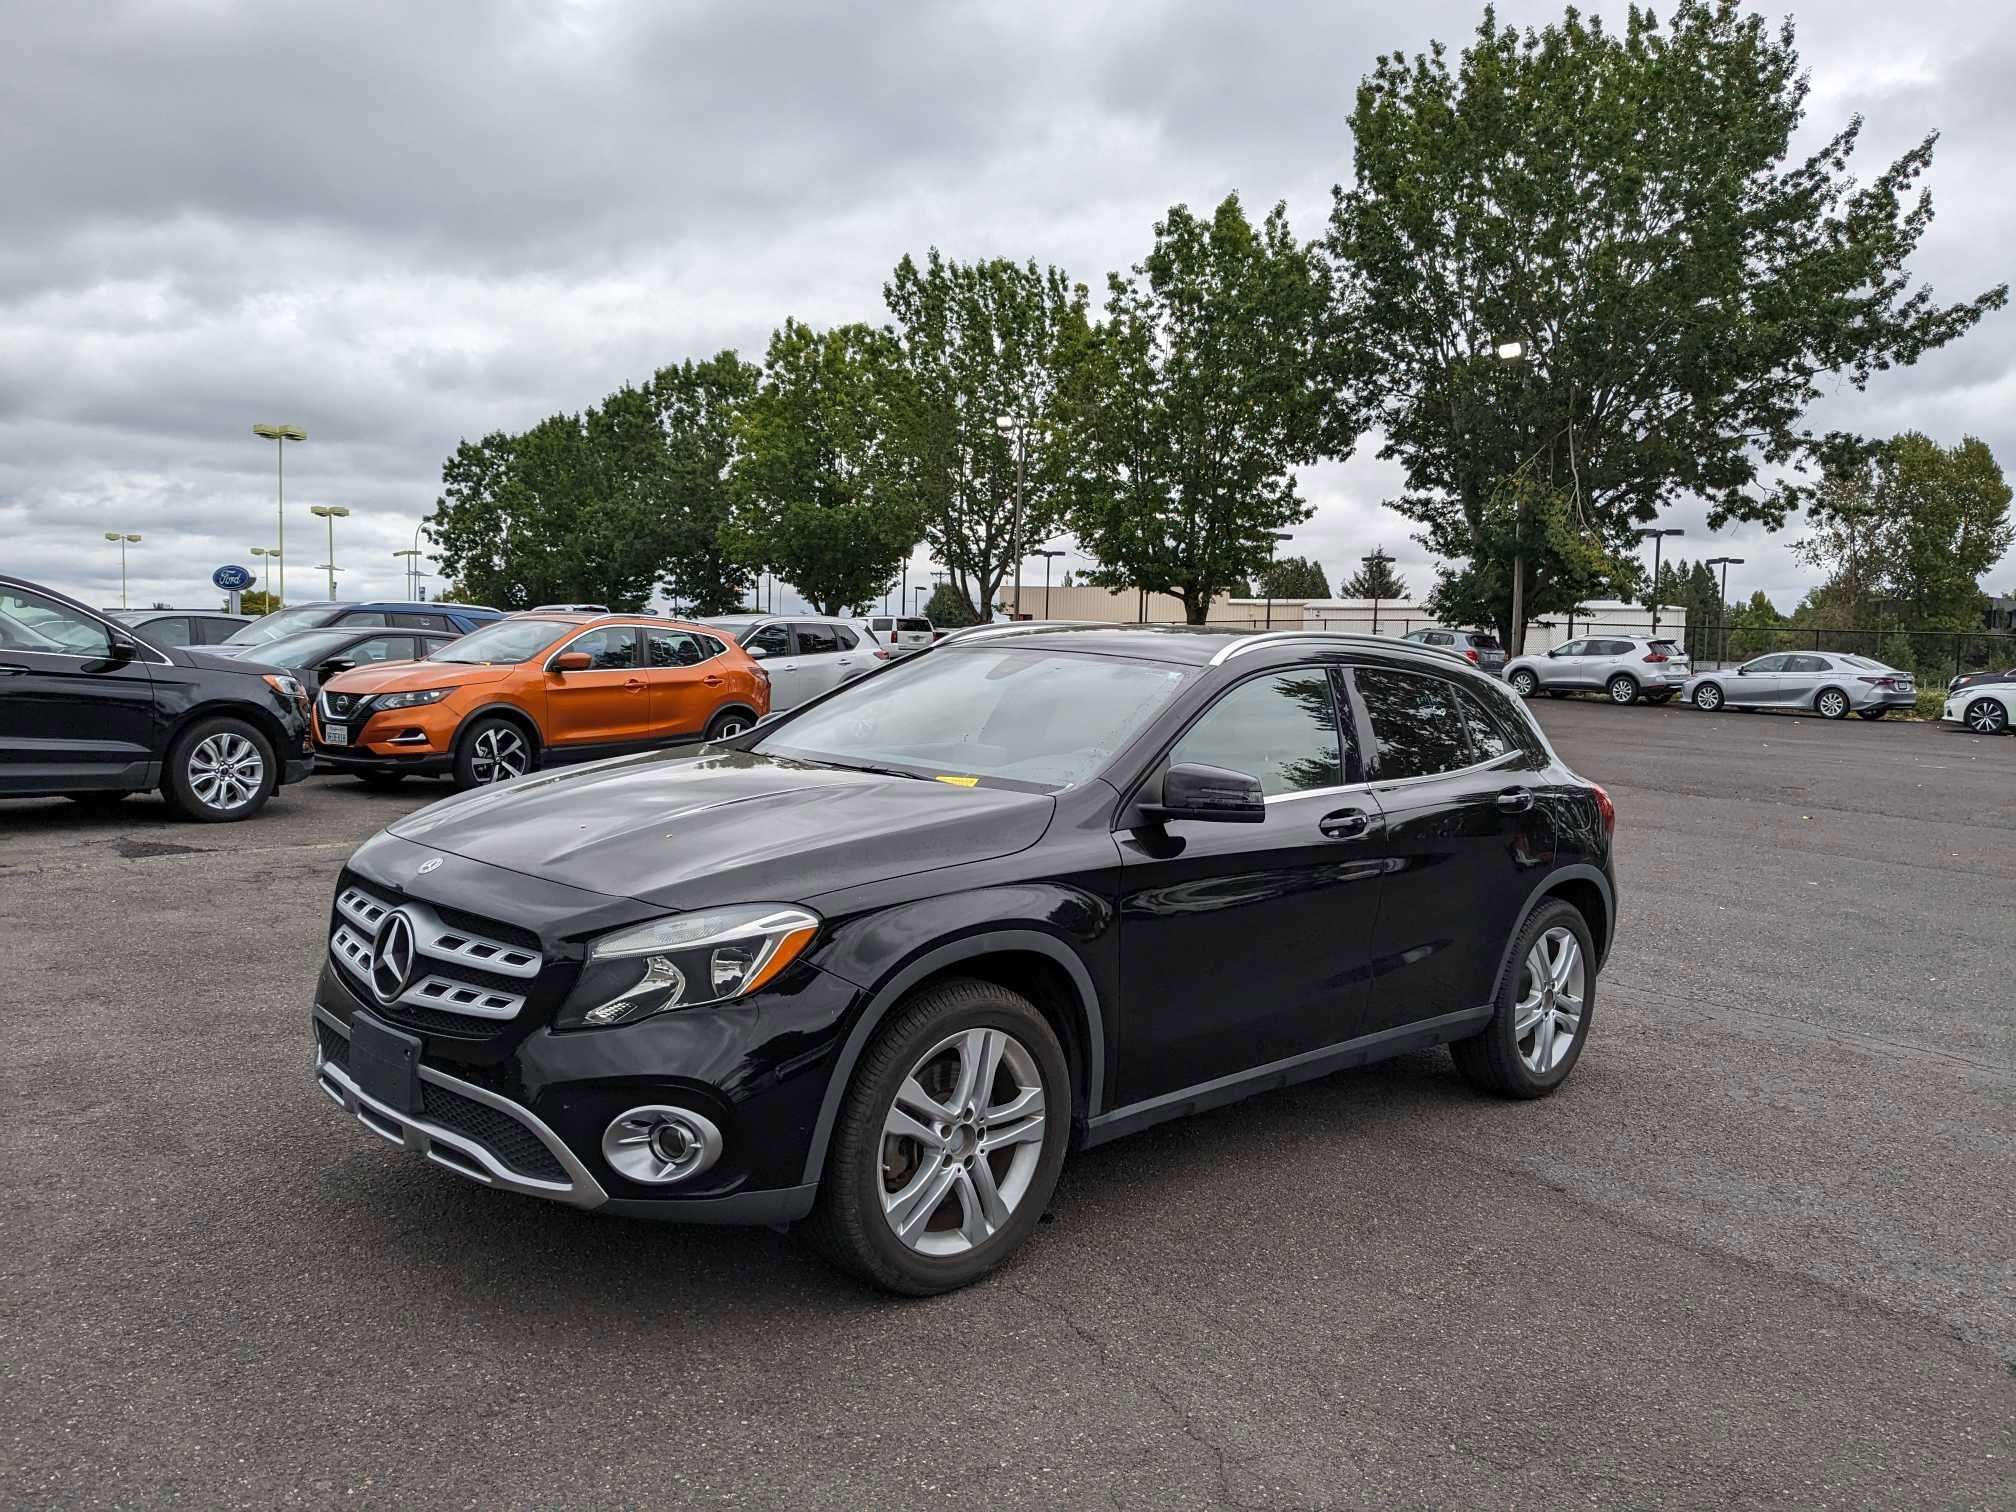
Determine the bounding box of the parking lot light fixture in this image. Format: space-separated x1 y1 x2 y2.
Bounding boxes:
1635 527 1686 636
103 532 142 608
251 424 306 606
309 505 351 599
996 416 1045 618
249 545 281 603
392 547 423 599
1494 339 1527 362
1706 556 1745 665
1032 549 1066 618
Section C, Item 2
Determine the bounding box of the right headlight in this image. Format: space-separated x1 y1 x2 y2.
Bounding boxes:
375 686 458 711
556 904 821 1029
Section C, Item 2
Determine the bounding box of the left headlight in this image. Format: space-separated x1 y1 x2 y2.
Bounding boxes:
374 685 458 710
557 904 822 1029
262 673 307 702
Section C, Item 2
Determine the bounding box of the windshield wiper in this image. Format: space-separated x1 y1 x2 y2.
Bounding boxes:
803 758 928 781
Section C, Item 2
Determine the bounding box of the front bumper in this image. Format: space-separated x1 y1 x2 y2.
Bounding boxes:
314 745 453 776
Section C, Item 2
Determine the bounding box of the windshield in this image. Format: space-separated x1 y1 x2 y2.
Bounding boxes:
223 605 338 645
429 617 570 664
757 646 1191 790
254 629 365 668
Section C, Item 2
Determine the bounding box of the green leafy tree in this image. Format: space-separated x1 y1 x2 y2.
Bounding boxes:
1326 1 2008 653
1726 590 1788 660
1057 194 1333 623
1425 483 1624 636
236 589 279 617
1341 550 1406 600
649 353 762 614
923 581 980 628
885 251 1088 621
1260 555 1333 599
729 319 926 616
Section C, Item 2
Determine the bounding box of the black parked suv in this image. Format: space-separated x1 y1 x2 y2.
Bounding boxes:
1 575 313 821
311 625 1615 1293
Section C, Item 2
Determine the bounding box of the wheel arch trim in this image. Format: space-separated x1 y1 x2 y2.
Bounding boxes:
456 702 543 753
797 929 1106 1188
1487 864 1616 1005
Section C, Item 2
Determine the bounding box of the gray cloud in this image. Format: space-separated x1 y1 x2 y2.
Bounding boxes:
1 0 2009 616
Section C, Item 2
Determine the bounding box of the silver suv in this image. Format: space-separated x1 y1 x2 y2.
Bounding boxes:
1504 636 1691 705
1400 627 1506 676
698 615 888 711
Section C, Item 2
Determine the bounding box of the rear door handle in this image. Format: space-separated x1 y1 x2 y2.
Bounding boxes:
1318 808 1369 839
703 675 722 687
1495 787 1535 813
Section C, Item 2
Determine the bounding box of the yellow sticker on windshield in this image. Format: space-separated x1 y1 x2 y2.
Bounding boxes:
934 774 980 788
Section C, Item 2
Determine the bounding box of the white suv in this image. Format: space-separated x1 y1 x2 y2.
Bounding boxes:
867 614 934 656
1503 636 1691 705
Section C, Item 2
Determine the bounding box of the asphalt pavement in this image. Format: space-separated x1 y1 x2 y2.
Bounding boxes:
3 700 2012 1510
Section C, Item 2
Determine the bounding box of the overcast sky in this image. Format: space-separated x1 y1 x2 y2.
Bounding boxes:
3 0 2010 620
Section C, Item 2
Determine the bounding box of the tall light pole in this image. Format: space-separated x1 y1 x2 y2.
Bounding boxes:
393 548 423 598
1488 340 1535 652
250 546 281 604
913 584 928 619
1032 549 1065 618
996 415 1042 618
1706 555 1744 666
252 424 305 606
1361 548 1396 635
1636 527 1685 636
1263 531 1293 628
309 505 350 599
103 532 141 608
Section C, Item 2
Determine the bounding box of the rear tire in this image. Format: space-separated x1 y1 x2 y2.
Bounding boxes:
162 717 277 822
704 709 752 742
1508 669 1538 698
452 716 536 790
1606 674 1639 705
1450 898 1596 1099
804 978 1070 1296
1816 688 1851 720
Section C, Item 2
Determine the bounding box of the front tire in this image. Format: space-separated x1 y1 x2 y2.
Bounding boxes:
452 716 535 790
1692 682 1724 712
1606 674 1639 705
162 717 277 822
1816 688 1851 720
805 978 1070 1296
1450 898 1595 1098
1965 698 2010 734
1508 668 1539 698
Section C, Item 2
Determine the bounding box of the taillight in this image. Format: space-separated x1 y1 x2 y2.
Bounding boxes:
1590 782 1615 837
1857 676 1900 689
1464 647 1480 664
1642 652 1667 663
872 649 891 660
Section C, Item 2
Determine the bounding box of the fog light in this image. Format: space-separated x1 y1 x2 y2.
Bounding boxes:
601 1105 722 1185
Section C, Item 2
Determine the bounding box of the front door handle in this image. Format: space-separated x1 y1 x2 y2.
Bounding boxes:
0 664 26 677
1318 808 1369 840
625 678 646 691
1495 787 1535 813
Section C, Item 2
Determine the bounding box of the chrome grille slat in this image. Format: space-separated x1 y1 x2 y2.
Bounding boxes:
329 883 541 1023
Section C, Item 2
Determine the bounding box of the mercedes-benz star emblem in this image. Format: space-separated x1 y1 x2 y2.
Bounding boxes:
417 857 443 876
371 911 417 1006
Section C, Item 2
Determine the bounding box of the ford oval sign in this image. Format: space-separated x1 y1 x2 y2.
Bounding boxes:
212 564 254 592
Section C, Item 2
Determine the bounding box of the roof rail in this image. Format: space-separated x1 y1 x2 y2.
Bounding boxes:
1208 629 1410 666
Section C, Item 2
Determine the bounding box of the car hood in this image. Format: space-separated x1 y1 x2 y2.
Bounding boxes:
325 660 516 695
172 647 284 676
386 749 1056 908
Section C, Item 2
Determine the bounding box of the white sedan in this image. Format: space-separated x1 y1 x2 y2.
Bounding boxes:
1944 682 2013 735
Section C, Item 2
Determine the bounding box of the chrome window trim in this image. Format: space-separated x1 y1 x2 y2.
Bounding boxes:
644 626 727 669
312 1008 606 1207
1 588 174 666
1361 750 1527 792
1263 780 1371 806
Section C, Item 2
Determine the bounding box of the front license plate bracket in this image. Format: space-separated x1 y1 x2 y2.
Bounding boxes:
349 1012 423 1115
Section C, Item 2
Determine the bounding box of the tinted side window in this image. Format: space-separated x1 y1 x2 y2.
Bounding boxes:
1555 640 1587 657
0 589 112 656
899 618 931 633
141 617 193 646
746 624 791 657
793 623 840 656
1355 668 1472 781
871 618 893 632
1169 669 1345 798
568 628 639 669
1747 655 1788 673
349 636 414 664
1454 686 1513 761
196 618 243 644
1788 655 1828 673
647 630 707 667
336 611 388 627
832 624 860 651
392 612 452 630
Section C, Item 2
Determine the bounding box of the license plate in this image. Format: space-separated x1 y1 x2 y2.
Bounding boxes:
349 1013 422 1114
325 724 348 746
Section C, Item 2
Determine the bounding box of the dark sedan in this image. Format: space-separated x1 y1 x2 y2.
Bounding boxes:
231 624 459 697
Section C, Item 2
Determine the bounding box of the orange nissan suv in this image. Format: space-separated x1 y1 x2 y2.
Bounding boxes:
311 613 768 789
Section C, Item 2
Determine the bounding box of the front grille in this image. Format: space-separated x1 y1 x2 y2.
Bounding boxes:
431 903 541 953
329 879 545 1035
375 1001 498 1038
316 1020 349 1070
420 1081 567 1181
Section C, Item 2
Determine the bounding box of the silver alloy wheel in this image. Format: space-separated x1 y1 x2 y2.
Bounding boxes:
1818 689 1849 719
187 732 264 812
1695 683 1722 711
1514 925 1584 1075
469 725 529 783
1965 699 2006 734
1608 675 1636 704
1510 670 1537 697
878 1027 1047 1258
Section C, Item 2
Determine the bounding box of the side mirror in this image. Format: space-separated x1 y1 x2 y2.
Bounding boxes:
107 634 139 663
1546 648 1560 658
552 651 593 673
1737 666 1749 676
321 658 357 677
745 644 769 660
1140 763 1266 826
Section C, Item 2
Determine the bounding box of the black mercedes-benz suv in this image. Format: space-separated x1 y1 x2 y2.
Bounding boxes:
2 574 313 821
311 625 1616 1293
